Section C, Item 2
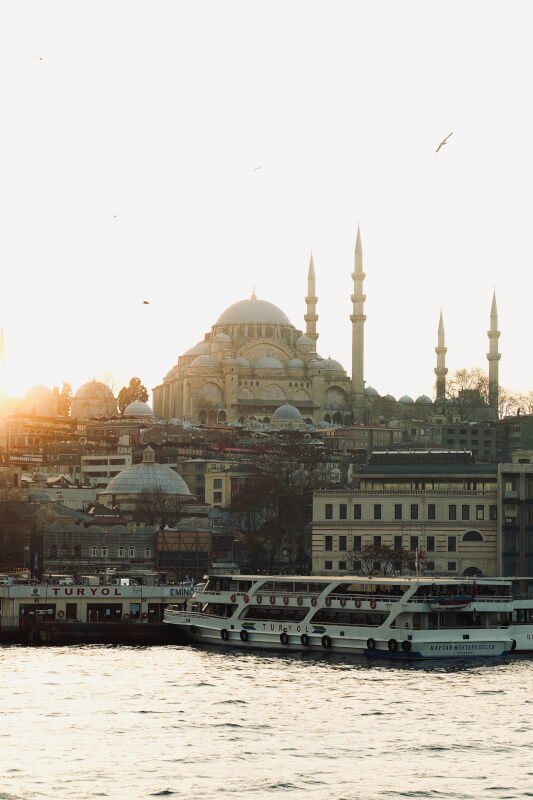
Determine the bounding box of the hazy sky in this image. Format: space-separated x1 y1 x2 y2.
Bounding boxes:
1 1 532 403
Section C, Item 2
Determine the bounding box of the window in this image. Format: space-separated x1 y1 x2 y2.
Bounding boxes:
339 535 347 551
339 503 347 520
447 561 457 572
353 504 362 520
374 504 382 520
411 504 419 520
145 547 152 558
373 535 382 547
476 505 484 521
449 505 457 521
325 560 333 570
462 505 470 521
490 505 497 521
353 535 362 552
325 535 333 552
394 535 402 550
339 560 347 570
427 503 436 520
426 535 435 552
410 536 419 552
50 545 57 558
74 545 81 557
213 478 222 489
101 546 108 557
462 531 483 542
118 546 125 558
352 560 362 571
213 491 222 503
325 504 333 520
447 536 456 552
426 560 435 571
128 547 135 558
91 546 97 558
394 504 402 520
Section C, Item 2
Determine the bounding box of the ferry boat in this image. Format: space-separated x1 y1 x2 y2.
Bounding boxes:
163 574 515 659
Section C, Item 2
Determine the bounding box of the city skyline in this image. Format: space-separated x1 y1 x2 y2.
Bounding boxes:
1 1 532 403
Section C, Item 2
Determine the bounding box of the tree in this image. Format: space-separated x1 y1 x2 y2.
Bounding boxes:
58 383 72 417
117 377 149 415
446 367 522 420
347 543 416 576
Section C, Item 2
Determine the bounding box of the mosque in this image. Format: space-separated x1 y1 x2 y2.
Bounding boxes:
152 229 502 427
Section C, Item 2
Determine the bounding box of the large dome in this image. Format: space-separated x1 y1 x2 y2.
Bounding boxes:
75 380 114 399
216 294 292 326
102 448 191 497
124 400 154 417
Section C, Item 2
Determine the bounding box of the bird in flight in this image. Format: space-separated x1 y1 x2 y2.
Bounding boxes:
252 165 262 171
142 300 150 305
436 132 454 153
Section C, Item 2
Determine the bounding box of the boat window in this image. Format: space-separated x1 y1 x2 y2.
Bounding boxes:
312 608 389 626
274 581 294 593
242 606 308 622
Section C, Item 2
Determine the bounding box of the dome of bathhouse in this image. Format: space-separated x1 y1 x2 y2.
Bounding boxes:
415 394 433 405
75 380 114 399
287 358 305 369
216 295 292 326
99 447 192 499
124 400 154 417
383 394 396 402
71 380 117 419
191 355 219 368
26 384 54 400
272 403 303 421
254 356 284 369
399 395 414 404
235 356 251 368
183 341 210 357
365 386 379 396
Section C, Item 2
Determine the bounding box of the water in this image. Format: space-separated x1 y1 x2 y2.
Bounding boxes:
1 645 532 800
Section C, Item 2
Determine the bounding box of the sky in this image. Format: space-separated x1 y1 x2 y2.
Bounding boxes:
1 1 532 404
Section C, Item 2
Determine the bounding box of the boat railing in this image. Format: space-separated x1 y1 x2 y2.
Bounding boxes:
406 594 513 605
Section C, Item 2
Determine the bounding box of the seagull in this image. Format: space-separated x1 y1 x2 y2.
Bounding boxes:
252 165 262 171
436 131 454 153
142 300 150 304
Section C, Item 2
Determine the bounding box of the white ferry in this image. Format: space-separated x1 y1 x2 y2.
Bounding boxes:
163 574 515 660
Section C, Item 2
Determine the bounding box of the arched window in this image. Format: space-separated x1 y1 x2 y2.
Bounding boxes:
462 531 484 542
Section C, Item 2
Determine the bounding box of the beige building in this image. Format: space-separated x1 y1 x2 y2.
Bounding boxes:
312 454 499 577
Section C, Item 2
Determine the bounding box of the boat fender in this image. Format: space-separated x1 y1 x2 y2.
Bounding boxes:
280 632 289 646
325 597 332 607
388 638 398 652
401 640 411 652
243 594 249 603
230 593 237 603
366 638 376 651
301 633 310 646
340 598 346 607
283 596 289 605
311 597 317 607
370 599 377 609
321 635 332 649
270 595 276 605
240 629 249 642
355 599 361 608
57 610 64 618
221 629 229 641
297 596 303 606
511 639 517 652
256 595 262 604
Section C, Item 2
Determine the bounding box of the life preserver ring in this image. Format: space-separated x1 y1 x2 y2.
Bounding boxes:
256 595 262 604
297 596 303 606
301 633 310 646
142 612 148 619
280 632 289 646
355 599 361 608
221 628 229 641
340 598 346 607
240 629 249 642
123 613 130 620
230 593 237 603
321 634 332 649
388 638 398 652
311 597 317 606
283 596 289 605
325 597 332 607
370 599 377 609
270 595 276 605
243 594 249 603
366 637 376 651
57 610 64 618
401 640 411 652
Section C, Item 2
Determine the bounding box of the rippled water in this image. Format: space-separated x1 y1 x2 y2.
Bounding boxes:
1 645 533 799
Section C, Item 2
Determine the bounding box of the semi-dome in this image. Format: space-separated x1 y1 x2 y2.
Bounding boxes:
124 400 154 417
191 355 219 368
399 395 414 404
272 403 303 420
216 294 291 326
254 355 284 369
415 394 433 405
321 358 344 371
183 342 210 357
235 356 251 368
383 393 396 402
212 332 232 343
101 447 192 497
287 358 305 369
365 386 379 396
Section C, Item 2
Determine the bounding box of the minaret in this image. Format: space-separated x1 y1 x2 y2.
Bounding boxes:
350 226 366 395
304 253 319 345
434 310 447 402
487 290 501 416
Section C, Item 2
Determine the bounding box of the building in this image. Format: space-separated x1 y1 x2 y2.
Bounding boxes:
152 229 502 427
498 454 533 577
312 451 499 577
